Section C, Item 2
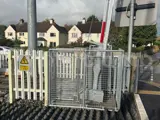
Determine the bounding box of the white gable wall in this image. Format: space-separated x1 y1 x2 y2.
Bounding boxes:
82 33 101 43
68 25 82 43
5 26 16 40
45 25 59 47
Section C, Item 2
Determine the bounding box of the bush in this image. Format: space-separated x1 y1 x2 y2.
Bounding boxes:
154 40 160 46
0 39 14 47
57 41 92 48
0 39 23 48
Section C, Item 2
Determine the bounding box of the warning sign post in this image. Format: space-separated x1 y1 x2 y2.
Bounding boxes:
19 55 30 71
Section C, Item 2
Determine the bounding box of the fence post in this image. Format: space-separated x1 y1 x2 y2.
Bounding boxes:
135 58 140 93
44 51 48 106
8 51 14 103
130 56 137 92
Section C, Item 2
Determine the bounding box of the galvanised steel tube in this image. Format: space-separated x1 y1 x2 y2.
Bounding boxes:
27 0 37 50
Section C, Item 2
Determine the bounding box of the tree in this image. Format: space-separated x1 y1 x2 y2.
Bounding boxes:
0 25 7 39
109 22 129 50
133 25 157 47
13 39 23 48
86 15 99 22
108 21 157 52
77 37 83 44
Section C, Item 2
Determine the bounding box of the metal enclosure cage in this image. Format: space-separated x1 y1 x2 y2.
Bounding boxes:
48 48 125 111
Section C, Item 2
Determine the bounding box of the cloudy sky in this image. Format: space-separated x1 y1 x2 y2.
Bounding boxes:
0 0 110 26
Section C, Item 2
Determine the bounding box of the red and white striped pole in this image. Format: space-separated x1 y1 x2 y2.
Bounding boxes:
100 0 110 43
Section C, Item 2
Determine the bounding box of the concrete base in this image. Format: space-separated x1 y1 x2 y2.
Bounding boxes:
134 94 149 120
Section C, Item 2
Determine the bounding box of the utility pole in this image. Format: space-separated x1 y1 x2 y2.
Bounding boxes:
116 0 156 91
27 0 37 50
127 0 135 91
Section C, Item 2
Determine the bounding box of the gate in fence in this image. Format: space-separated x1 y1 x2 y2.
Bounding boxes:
48 48 126 111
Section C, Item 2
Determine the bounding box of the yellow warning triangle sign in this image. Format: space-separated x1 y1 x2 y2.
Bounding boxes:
20 56 29 64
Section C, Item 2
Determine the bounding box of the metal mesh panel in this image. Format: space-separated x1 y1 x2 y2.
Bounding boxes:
49 49 124 111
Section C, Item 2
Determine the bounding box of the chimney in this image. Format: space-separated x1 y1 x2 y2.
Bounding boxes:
50 19 54 24
19 19 24 24
82 18 86 24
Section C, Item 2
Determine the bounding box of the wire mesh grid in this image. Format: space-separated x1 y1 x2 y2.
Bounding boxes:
49 49 124 111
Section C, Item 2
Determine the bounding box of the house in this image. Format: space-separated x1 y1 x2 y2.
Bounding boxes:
68 18 102 43
5 19 68 47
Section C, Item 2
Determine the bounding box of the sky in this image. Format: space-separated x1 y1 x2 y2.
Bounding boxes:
0 0 108 26
0 0 159 36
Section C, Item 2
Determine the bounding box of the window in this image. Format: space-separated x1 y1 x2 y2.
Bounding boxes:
50 33 56 37
72 33 77 38
53 42 56 47
19 32 24 36
8 32 13 36
50 42 56 47
39 33 45 37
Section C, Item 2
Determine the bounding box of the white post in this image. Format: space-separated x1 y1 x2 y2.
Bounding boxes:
66 53 68 78
8 51 14 103
20 50 25 99
74 54 77 79
60 53 62 78
38 51 43 100
69 53 72 78
26 50 31 99
14 50 19 99
80 53 83 79
56 53 59 78
33 50 37 100
44 51 49 106
62 53 65 78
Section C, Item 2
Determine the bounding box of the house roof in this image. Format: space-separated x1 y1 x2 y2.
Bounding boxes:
9 21 67 34
76 22 102 33
10 25 17 31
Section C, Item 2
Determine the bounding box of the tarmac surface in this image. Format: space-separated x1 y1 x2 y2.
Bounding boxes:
140 94 160 120
138 66 160 120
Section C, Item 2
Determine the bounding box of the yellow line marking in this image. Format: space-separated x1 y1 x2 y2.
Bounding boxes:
140 80 160 88
146 82 160 87
138 90 160 95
